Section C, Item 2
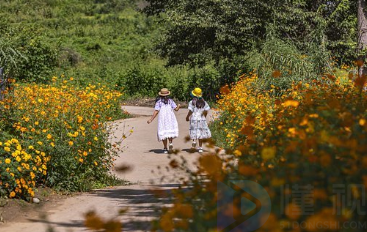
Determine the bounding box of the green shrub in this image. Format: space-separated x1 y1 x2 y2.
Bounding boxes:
245 37 328 92
121 64 167 97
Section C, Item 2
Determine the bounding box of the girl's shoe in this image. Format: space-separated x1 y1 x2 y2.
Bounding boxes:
163 149 168 154
192 141 197 148
198 147 203 153
169 143 173 151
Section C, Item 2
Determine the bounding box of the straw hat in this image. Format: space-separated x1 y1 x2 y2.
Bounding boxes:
191 88 202 97
158 88 171 96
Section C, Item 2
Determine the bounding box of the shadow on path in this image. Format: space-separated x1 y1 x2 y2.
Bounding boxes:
27 218 84 229
93 186 178 231
181 148 207 153
148 149 166 154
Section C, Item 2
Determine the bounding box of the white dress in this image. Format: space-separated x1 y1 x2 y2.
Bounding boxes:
188 100 212 140
155 99 179 141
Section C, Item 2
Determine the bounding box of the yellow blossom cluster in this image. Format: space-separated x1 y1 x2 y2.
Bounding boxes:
0 138 48 198
152 72 367 232
0 76 125 198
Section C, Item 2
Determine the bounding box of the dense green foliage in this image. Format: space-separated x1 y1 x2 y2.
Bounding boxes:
0 0 162 86
144 0 357 91
0 0 224 100
145 0 356 66
1 0 358 99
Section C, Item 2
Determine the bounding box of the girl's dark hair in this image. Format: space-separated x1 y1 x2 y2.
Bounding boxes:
196 98 205 108
156 95 171 104
192 96 198 106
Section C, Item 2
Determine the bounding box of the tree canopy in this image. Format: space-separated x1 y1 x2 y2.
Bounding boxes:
144 0 357 66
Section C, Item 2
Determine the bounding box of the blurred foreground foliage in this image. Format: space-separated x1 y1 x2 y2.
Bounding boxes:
149 70 367 232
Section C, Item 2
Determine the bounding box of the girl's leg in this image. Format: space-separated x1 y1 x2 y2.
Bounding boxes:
168 138 173 150
192 139 197 148
162 139 168 149
198 139 203 153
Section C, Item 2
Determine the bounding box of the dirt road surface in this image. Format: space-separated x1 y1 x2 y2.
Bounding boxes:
0 106 213 232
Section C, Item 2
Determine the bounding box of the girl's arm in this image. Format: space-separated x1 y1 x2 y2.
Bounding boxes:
203 101 210 117
147 110 159 124
174 104 181 111
186 111 193 121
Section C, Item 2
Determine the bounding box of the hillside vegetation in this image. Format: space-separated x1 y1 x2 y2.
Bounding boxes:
0 0 163 87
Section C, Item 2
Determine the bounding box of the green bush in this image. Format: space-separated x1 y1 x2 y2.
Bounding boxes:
121 64 167 97
0 25 59 82
244 37 328 92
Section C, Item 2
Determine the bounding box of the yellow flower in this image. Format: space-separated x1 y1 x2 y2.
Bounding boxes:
47 134 52 140
37 141 43 146
261 147 276 160
288 127 297 136
309 114 319 118
77 116 83 123
4 147 11 152
360 119 366 126
282 100 299 107
5 158 11 164
9 191 16 198
68 141 74 146
233 150 242 157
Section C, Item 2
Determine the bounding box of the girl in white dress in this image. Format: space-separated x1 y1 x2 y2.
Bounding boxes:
147 88 180 153
186 88 211 153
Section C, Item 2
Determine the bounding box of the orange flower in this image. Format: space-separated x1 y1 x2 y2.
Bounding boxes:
282 100 299 107
199 155 222 176
272 70 282 78
9 191 16 198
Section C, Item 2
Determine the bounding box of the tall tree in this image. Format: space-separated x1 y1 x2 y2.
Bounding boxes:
358 0 367 76
144 0 356 67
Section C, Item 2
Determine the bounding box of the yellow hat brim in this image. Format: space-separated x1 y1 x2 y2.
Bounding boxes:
191 90 202 97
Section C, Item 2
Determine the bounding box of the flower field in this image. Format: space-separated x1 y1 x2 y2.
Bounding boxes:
152 73 367 232
0 76 126 199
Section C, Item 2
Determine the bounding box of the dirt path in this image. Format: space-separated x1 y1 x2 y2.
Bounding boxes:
0 106 210 232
